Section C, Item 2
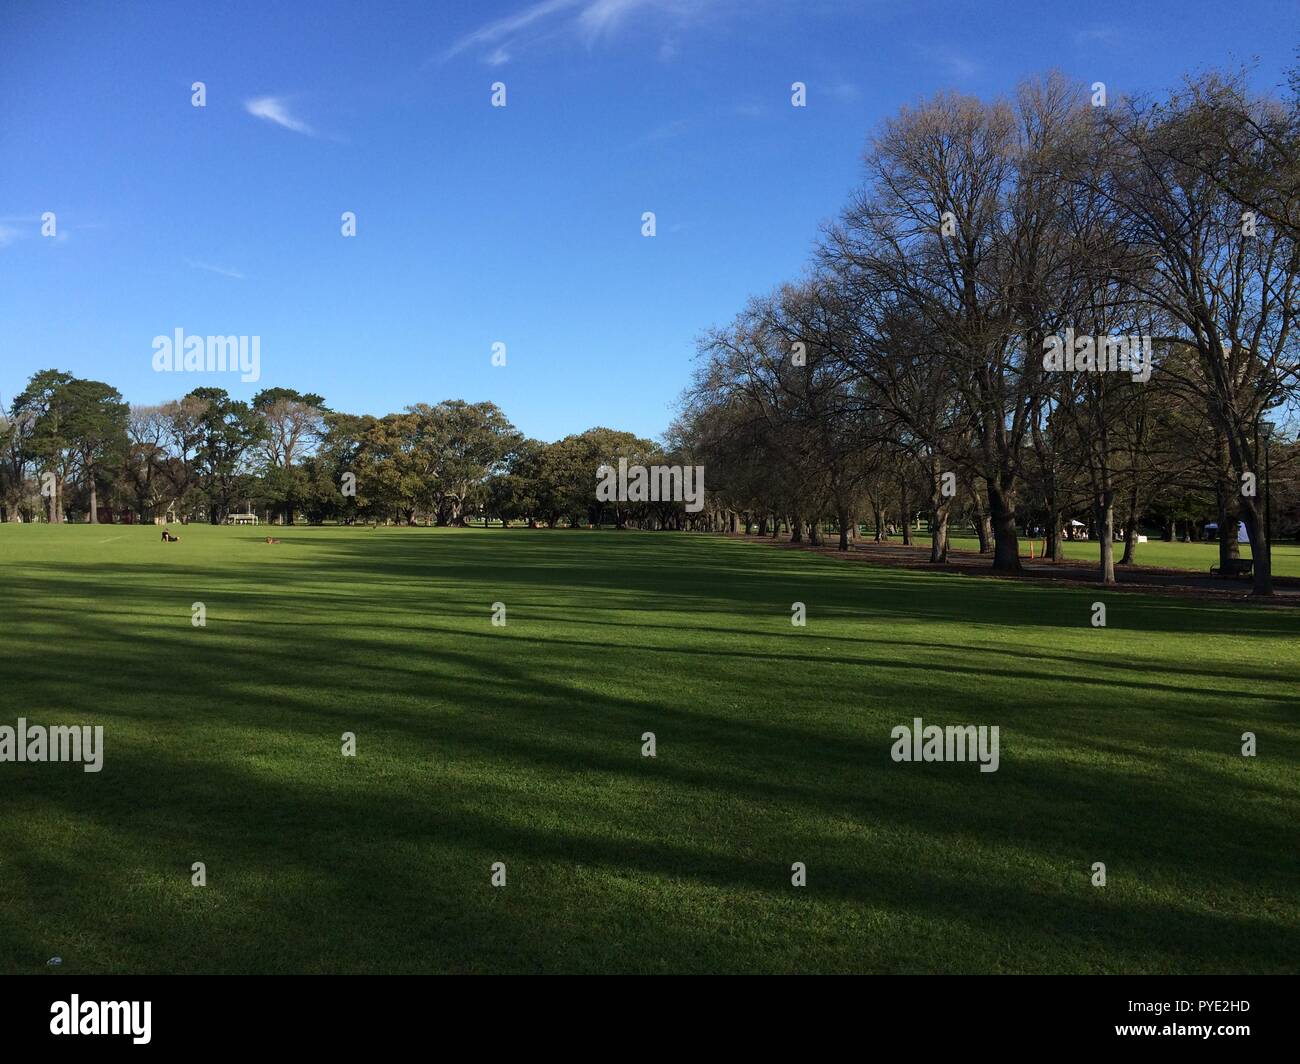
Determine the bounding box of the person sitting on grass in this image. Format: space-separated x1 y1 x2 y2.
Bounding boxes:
161 528 179 542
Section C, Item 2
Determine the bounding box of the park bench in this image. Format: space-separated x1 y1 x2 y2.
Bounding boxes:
1209 558 1254 579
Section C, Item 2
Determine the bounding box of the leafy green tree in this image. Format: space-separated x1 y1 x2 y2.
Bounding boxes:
541 427 657 528
252 388 326 523
311 411 374 523
12 369 77 522
0 396 37 522
63 378 129 523
485 437 548 526
407 401 520 525
187 388 264 523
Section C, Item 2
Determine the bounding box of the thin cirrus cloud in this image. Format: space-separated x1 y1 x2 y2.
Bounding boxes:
633 118 688 145
440 0 707 65
0 215 96 245
244 95 315 136
1073 26 1121 47
0 215 42 246
916 44 980 80
185 259 246 280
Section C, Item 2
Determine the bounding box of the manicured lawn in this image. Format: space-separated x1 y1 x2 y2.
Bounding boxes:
1 524 1296 973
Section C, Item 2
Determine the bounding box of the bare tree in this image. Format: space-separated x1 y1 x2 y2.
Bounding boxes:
1102 86 1300 594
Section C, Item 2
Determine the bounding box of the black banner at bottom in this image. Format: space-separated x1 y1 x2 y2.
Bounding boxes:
0 975 1289 1050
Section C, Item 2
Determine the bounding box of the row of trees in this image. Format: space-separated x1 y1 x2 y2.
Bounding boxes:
0 375 704 532
1 378 327 526
675 66 1300 595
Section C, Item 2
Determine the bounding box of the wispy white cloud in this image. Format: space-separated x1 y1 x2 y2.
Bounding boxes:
576 0 663 43
441 0 707 65
1073 26 1120 47
0 215 100 245
916 45 979 80
186 259 246 280
245 96 315 136
442 0 581 62
631 118 688 146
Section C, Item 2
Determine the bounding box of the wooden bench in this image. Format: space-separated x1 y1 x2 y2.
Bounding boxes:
1210 558 1254 578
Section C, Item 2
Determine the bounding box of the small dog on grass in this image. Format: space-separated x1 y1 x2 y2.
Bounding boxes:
265 536 281 544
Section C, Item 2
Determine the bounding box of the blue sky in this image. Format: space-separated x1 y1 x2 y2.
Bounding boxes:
1 0 1295 442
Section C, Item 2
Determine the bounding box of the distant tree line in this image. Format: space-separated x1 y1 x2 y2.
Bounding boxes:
0 376 705 533
676 66 1300 595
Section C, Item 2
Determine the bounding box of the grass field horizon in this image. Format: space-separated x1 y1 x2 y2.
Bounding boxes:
2 524 1297 974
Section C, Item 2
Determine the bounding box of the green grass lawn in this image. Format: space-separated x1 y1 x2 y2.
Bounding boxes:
1 524 1297 973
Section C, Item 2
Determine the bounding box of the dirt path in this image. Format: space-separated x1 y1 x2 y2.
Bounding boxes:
729 533 1300 606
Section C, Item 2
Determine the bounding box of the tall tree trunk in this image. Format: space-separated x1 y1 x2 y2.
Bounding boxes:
1217 497 1240 567
930 505 950 563
1120 524 1137 565
1240 497 1273 596
1119 484 1139 565
790 512 803 543
986 480 1021 573
898 478 911 545
928 460 951 563
1095 493 1116 585
971 490 990 554
837 507 850 551
1040 461 1060 561
1045 510 1062 562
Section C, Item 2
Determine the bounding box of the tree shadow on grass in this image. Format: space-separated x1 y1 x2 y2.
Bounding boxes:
2 529 1297 973
4 728 1295 974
